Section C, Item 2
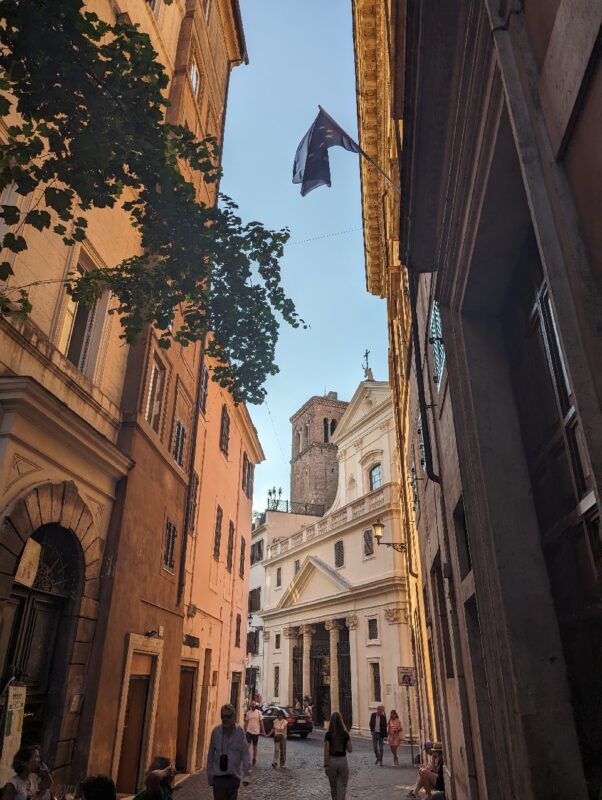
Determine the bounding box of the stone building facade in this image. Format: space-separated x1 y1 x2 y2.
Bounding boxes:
290 392 349 513
355 1 602 798
263 381 416 736
0 0 248 788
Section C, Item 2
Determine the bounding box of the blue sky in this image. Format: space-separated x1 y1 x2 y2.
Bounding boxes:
220 0 388 511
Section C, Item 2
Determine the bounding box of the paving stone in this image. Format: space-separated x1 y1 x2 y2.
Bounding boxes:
176 734 419 800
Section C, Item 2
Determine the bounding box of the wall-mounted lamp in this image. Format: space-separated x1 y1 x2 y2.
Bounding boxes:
372 518 407 553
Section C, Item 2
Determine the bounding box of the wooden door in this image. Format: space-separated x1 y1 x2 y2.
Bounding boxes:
116 676 150 794
175 666 196 772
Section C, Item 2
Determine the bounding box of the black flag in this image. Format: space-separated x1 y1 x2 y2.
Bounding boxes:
292 108 360 196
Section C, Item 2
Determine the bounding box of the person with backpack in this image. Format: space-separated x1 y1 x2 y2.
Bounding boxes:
324 711 353 800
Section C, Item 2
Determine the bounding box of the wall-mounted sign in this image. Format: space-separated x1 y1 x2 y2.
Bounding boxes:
0 684 26 783
397 666 416 687
14 539 41 588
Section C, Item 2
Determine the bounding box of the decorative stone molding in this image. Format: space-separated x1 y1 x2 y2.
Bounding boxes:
353 438 364 451
262 630 271 641
6 453 41 490
325 619 344 631
283 626 299 639
301 624 316 636
345 614 359 630
384 606 405 625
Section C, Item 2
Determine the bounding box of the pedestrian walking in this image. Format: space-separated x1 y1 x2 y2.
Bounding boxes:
133 757 175 800
267 709 288 767
80 775 116 800
369 705 387 765
206 704 251 800
1 745 53 800
387 710 403 766
304 696 314 722
323 711 352 800
244 701 265 765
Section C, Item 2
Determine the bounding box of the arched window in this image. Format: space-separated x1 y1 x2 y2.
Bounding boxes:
330 419 337 436
297 429 302 453
323 418 329 443
306 421 311 447
369 463 382 491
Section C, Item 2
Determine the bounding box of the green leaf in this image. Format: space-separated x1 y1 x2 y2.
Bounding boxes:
2 232 27 253
24 209 51 230
0 261 13 280
44 187 72 213
1 205 20 225
0 96 10 116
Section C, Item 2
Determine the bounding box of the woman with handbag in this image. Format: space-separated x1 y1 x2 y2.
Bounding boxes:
268 709 288 768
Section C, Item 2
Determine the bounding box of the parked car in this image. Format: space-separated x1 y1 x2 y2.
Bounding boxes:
262 705 313 738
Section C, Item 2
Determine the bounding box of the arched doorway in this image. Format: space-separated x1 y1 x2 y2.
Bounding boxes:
0 523 84 758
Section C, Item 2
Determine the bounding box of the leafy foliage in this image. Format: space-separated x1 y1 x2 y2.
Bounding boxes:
0 0 302 403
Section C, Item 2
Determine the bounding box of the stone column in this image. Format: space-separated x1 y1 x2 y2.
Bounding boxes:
345 614 361 732
283 626 299 707
301 624 315 702
325 620 343 713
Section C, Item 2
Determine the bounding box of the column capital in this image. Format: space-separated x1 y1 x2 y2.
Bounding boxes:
325 619 344 632
301 624 316 636
283 626 299 639
262 630 271 641
345 613 359 630
384 606 406 625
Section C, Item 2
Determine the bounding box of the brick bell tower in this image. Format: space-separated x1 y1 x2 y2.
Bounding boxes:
289 391 349 514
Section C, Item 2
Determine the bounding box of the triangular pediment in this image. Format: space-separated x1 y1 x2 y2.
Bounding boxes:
277 556 351 610
331 381 391 444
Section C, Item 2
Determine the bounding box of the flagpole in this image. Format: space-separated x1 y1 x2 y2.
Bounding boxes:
318 105 401 194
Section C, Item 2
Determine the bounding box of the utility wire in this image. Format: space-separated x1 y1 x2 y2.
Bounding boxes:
264 398 289 467
286 227 362 247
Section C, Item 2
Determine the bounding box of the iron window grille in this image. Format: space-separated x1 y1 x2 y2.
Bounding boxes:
368 618 379 640
275 634 281 650
334 540 345 568
430 301 446 391
213 505 223 561
276 567 282 587
163 520 177 571
411 463 419 511
363 529 375 557
274 665 280 697
371 662 382 702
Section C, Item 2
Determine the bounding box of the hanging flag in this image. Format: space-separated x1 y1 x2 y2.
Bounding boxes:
292 107 360 196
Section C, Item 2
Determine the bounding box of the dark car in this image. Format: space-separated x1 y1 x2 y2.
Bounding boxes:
262 705 313 738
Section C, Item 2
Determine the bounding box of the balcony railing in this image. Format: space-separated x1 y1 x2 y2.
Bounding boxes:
267 483 399 559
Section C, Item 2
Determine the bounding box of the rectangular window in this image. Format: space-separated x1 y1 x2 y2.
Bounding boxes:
189 58 201 96
275 633 281 650
410 462 419 511
276 567 282 588
239 538 246 578
363 529 374 557
226 521 235 572
251 540 264 565
199 364 209 415
187 471 199 535
246 630 259 655
368 618 379 640
430 300 446 391
213 505 223 561
235 613 241 648
294 559 300 574
334 540 344 568
145 358 166 433
369 464 382 491
274 665 280 698
242 453 249 494
371 662 382 702
57 265 100 373
173 419 187 467
248 587 261 613
454 496 472 580
247 463 255 499
219 405 230 456
163 520 177 571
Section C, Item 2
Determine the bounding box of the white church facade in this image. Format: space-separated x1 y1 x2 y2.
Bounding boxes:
261 381 414 737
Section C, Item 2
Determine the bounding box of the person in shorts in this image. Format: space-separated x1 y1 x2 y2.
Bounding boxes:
244 702 265 765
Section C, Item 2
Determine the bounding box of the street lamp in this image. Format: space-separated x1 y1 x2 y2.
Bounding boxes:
372 518 407 552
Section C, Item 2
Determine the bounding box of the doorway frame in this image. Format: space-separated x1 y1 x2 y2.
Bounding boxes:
176 657 201 774
112 633 163 788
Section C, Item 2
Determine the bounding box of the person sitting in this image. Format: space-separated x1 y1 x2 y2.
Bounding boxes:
134 757 175 800
406 742 445 797
80 776 116 800
2 745 52 800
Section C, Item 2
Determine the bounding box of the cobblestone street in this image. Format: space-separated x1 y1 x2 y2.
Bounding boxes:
177 734 418 800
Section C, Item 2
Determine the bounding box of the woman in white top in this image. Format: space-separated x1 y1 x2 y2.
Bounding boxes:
2 745 52 800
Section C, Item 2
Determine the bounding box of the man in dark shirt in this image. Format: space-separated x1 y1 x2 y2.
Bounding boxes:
369 705 387 765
